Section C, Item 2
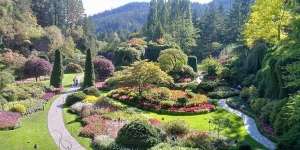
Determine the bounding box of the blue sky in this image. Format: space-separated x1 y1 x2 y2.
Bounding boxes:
82 0 213 15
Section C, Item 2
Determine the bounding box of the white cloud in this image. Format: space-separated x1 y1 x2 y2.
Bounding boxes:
83 0 213 15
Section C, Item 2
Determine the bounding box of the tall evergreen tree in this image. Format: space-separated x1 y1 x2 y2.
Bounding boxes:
145 0 196 52
50 49 64 88
83 49 95 88
225 0 252 43
31 0 84 31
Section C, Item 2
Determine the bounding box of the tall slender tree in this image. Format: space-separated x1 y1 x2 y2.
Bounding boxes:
50 49 64 88
225 0 252 43
83 49 95 88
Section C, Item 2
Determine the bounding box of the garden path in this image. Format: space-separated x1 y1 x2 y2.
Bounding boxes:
218 99 276 150
48 87 85 150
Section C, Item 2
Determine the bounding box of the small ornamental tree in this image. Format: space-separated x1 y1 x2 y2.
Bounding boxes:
23 58 52 82
83 49 95 88
108 60 173 95
50 49 64 88
199 56 223 77
93 57 115 81
158 48 188 72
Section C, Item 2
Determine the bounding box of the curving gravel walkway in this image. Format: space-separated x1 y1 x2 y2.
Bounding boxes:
218 99 276 150
48 87 85 150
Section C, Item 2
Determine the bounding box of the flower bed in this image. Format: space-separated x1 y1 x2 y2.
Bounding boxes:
42 92 56 101
80 115 126 138
0 111 21 130
108 87 216 114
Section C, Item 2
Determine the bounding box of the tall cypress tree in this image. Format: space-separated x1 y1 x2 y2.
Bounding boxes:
83 49 95 88
50 49 64 88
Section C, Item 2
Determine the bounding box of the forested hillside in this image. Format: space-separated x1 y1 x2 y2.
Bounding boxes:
91 2 149 41
91 0 235 41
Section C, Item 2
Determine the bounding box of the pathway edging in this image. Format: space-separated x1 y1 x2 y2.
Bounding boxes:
48 88 85 150
218 99 276 150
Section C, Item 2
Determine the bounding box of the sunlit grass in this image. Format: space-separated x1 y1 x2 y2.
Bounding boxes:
0 98 58 150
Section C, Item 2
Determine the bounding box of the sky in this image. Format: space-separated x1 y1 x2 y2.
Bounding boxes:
82 0 213 16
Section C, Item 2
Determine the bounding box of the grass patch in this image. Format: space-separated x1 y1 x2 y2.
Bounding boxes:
0 100 58 150
42 73 83 88
144 109 266 150
63 108 93 150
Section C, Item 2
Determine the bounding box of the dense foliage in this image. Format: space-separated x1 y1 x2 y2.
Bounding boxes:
116 121 162 149
158 48 188 72
145 0 196 52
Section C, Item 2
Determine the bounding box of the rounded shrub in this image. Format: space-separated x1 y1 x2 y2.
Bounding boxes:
93 57 115 81
164 120 189 136
65 63 83 73
65 92 86 106
197 80 219 92
83 87 100 96
116 120 162 149
10 104 26 114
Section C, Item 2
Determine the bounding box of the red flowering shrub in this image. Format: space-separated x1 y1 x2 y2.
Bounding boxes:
23 57 52 81
0 111 21 130
93 58 115 81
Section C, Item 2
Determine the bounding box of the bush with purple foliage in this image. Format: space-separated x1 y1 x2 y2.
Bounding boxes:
23 57 52 81
93 58 115 81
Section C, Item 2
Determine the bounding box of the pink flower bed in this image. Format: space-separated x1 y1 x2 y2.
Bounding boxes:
95 82 108 89
168 103 215 113
80 115 125 138
42 92 56 101
0 111 21 130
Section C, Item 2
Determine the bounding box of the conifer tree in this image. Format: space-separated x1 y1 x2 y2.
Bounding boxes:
83 49 95 88
50 49 64 88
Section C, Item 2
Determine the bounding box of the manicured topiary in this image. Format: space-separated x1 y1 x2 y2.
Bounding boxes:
188 56 198 72
65 92 86 106
83 49 95 88
23 57 52 81
50 49 64 88
93 58 115 81
116 120 162 149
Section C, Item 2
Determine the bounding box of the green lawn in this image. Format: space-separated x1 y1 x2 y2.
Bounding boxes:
144 109 266 150
0 100 58 150
42 73 82 88
0 73 82 150
63 101 266 150
63 108 93 150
